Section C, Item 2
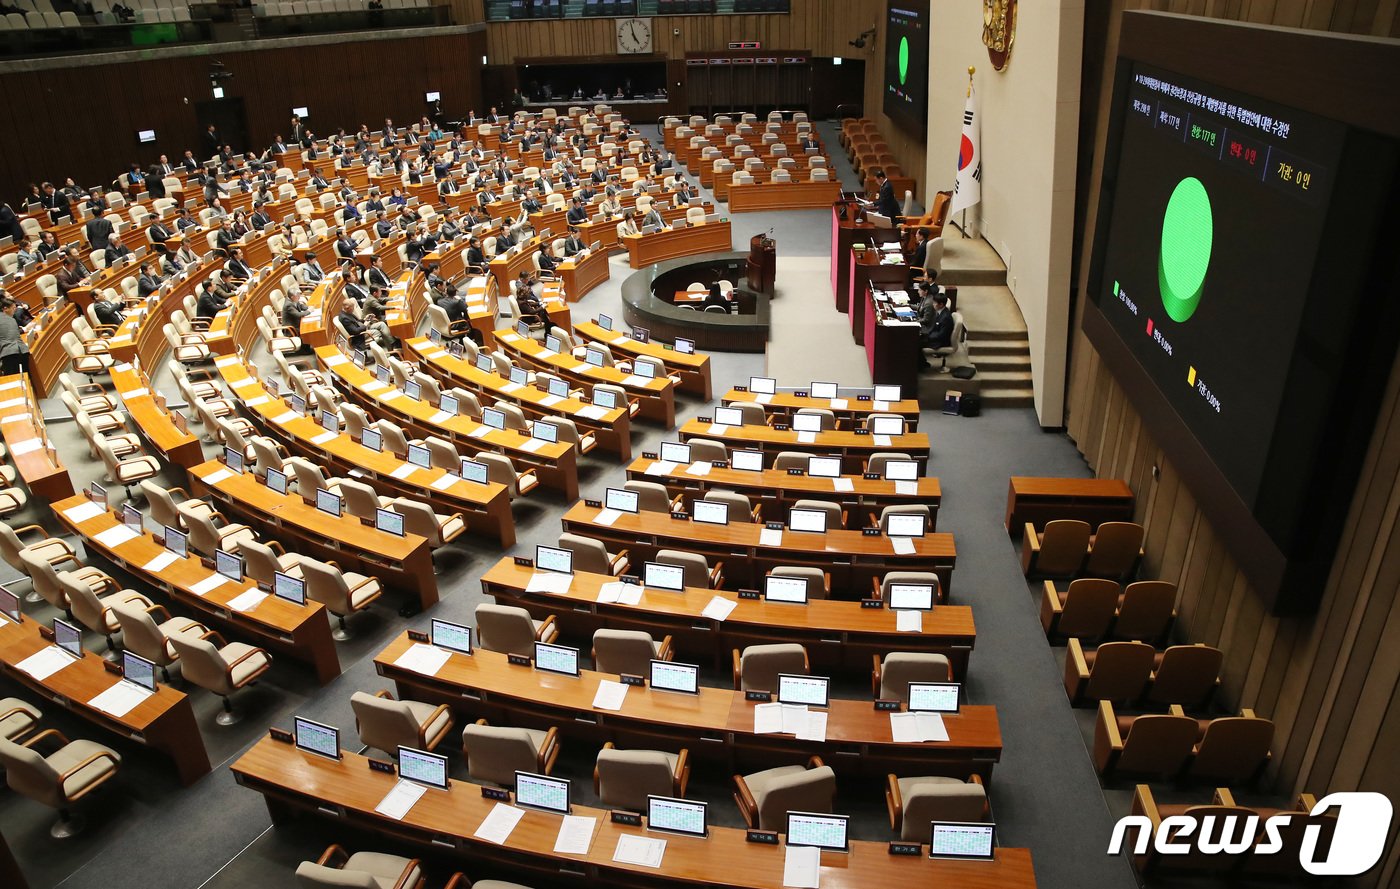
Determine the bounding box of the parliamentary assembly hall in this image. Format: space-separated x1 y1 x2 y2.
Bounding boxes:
0 2 1396 887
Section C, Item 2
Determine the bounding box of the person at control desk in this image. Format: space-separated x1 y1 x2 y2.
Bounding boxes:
702 282 731 314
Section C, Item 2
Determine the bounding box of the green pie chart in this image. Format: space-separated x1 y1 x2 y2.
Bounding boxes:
899 37 910 84
1158 176 1213 323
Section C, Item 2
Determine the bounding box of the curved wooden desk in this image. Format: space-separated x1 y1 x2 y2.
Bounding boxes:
0 374 73 502
557 246 612 301
481 558 973 678
677 419 931 476
233 737 1035 889
624 220 734 270
573 320 712 401
728 181 843 213
110 361 204 470
721 388 922 429
494 329 676 427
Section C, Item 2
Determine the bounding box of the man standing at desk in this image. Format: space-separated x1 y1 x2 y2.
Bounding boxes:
85 212 114 252
870 169 901 221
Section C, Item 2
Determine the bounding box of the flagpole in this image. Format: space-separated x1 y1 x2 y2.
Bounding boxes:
962 66 974 239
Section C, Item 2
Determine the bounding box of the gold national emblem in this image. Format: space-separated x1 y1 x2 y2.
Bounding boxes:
983 0 1016 71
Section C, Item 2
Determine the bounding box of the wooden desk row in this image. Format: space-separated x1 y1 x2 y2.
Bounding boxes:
677 419 931 477
624 220 734 270
573 320 713 401
1004 476 1136 534
233 737 1035 889
481 559 973 678
725 181 842 212
0 374 73 502
109 362 204 470
721 388 921 429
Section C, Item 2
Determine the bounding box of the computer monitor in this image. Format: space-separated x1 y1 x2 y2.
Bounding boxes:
482 407 506 430
778 674 830 708
514 771 570 814
439 394 460 415
749 376 776 395
908 681 961 714
163 526 188 558
532 420 558 443
0 585 19 622
648 795 708 836
265 467 289 494
430 618 473 654
730 449 764 472
533 641 580 676
475 353 495 374
289 393 308 415
713 406 743 427
293 716 341 760
215 549 243 582
884 460 919 481
361 427 383 452
88 482 107 506
791 413 824 433
597 313 613 330
633 360 656 379
763 575 809 604
643 561 685 592
460 459 489 484
407 443 431 468
593 388 618 409
603 487 638 514
121 650 156 691
660 441 691 464
397 746 450 790
320 410 340 435
886 513 926 538
788 508 827 534
692 500 729 525
274 571 306 605
874 384 902 403
515 320 531 339
375 364 392 384
929 822 996 861
810 381 838 399
544 334 563 353
786 811 849 852
223 446 244 473
890 585 935 613
54 618 82 657
509 366 529 387
122 502 143 533
535 544 573 574
547 377 570 399
425 90 441 102
404 379 422 401
807 456 842 478
649 659 699 694
315 488 342 517
871 416 905 436
675 337 695 355
375 508 405 536
585 348 607 368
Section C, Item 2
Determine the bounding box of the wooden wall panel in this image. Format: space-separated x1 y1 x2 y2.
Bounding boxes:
1067 3 1400 883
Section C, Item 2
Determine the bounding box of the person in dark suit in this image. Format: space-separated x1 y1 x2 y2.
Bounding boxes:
146 218 174 250
365 255 392 290
249 204 273 231
103 234 132 267
641 204 665 230
333 228 357 261
146 165 167 198
224 246 251 283
92 290 124 326
702 282 731 314
535 243 559 275
373 211 394 239
907 229 929 285
85 214 114 252
39 182 70 225
55 257 87 298
215 220 239 255
181 150 200 173
561 226 585 257
137 261 163 299
337 298 370 350
204 124 220 154
918 287 953 366
871 169 900 220
281 287 313 354
465 236 486 269
196 280 228 320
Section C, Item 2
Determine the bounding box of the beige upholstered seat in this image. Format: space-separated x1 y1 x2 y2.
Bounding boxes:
886 774 988 841
733 643 808 692
877 570 944 607
461 719 559 787
0 697 41 742
872 652 953 702
351 690 454 754
240 538 304 586
294 845 424 889
653 549 721 589
732 757 835 830
300 558 382 641
557 532 629 575
109 599 206 681
475 603 557 657
389 498 466 547
20 549 113 612
622 480 675 514
702 489 759 523
790 498 843 531
769 566 829 600
167 631 272 725
592 629 672 677
60 574 152 654
0 731 121 838
594 742 689 812
685 438 727 463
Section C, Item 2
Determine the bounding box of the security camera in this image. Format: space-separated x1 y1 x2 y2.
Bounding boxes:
849 27 876 50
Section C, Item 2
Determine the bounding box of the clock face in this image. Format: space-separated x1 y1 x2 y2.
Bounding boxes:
616 17 653 55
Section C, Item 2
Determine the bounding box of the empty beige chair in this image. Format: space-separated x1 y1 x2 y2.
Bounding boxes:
1020 519 1091 578
873 504 932 533
20 550 114 613
1063 639 1156 706
294 846 423 889
733 643 808 692
109 599 206 682
0 732 121 838
594 742 689 812
872 652 954 702
61 331 115 380
793 408 836 431
287 457 345 503
445 387 483 419
557 532 629 576
60 574 153 656
1093 702 1199 779
685 438 727 463
886 774 988 841
95 437 160 499
339 404 372 441
622 480 676 514
1113 580 1178 641
790 498 844 531
167 631 272 725
730 401 767 426
1040 578 1120 641
772 451 809 472
340 478 393 521
545 416 596 454
475 603 558 657
300 558 382 641
653 549 722 589
1188 711 1274 783
351 690 454 755
876 570 944 607
592 629 672 677
461 719 560 787
477 452 539 498
733 756 834 830
701 489 760 523
1 520 80 602
0 698 41 743
240 538 303 586
768 566 829 600
178 502 256 556
1084 522 1145 580
390 498 466 548
1146 644 1223 708
867 453 913 477
142 482 207 532
593 383 636 417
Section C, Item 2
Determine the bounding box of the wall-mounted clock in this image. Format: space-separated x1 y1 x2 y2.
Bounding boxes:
616 17 654 55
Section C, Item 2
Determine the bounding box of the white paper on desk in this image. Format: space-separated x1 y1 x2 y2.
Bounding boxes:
874 400 891 411
755 393 773 404
362 380 389 393
430 473 459 491
0 397 25 409
781 704 811 734
796 431 817 444
701 596 736 622
873 435 893 447
393 642 452 676
10 439 42 456
0 379 22 391
311 431 337 445
273 411 299 424
474 802 525 845
88 681 154 718
572 364 592 374
16 646 78 680
593 508 620 526
215 356 239 368
616 583 643 605
1 414 29 423
498 332 519 343
469 425 492 439
753 702 786 734
390 464 417 479
228 589 269 612
374 780 427 821
420 350 446 360
797 710 828 742
578 405 608 420
610 335 629 346
189 573 230 596
829 398 848 410
895 610 924 633
621 375 649 389
915 712 949 741
500 382 523 394
895 481 918 496
759 528 783 547
612 834 666 868
245 396 270 408
324 354 348 367
381 388 405 401
201 468 234 485
645 460 676 476
596 582 624 604
539 394 564 407
537 347 555 357
554 815 597 854
783 844 822 889
429 410 453 424
831 478 855 493
685 460 711 477
62 501 105 523
526 571 572 595
93 524 140 548
890 537 916 555
706 423 729 436
143 551 179 573
519 438 546 453
592 679 629 711
890 711 949 743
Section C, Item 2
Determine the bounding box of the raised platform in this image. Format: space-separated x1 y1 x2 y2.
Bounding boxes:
621 252 770 353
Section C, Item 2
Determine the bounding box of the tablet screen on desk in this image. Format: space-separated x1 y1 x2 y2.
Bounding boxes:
648 795 708 837
884 460 918 481
430 619 472 654
730 449 763 472
874 384 902 403
675 337 695 355
375 364 391 384
660 441 690 464
163 526 187 559
482 407 506 430
360 428 383 452
787 812 849 852
404 380 421 401
788 508 827 534
54 618 82 657
691 500 728 525
650 659 699 694
535 545 573 575
222 446 244 473
633 360 656 379
293 716 340 760
792 413 824 433
594 389 618 409
274 571 306 605
886 513 926 538
713 406 743 427
534 641 579 676
265 468 288 494
319 410 339 435
289 393 307 415
215 549 243 582
0 585 19 622
603 487 638 514
810 381 838 400
929 822 996 861
532 420 558 444
643 561 685 592
475 354 495 374
632 327 650 343
509 366 529 387
750 376 776 395
871 416 905 436
808 456 841 478
547 378 570 399
460 459 489 485
585 348 607 368
764 575 809 604
121 650 156 691
598 314 613 331
515 771 570 813
123 503 144 533
888 582 935 611
407 443 431 468
516 320 531 339
544 334 563 353
315 489 342 517
398 746 449 790
439 394 459 416
909 681 961 714
375 508 405 536
778 674 829 707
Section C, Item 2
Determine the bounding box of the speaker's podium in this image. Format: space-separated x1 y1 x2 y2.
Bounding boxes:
746 233 776 294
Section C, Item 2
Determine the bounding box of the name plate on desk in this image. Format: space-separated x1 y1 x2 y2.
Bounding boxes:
102 659 123 676
854 428 870 435
669 512 689 521
368 759 396 775
861 599 885 609
745 690 772 702
481 786 511 802
268 726 294 744
857 394 873 402
620 673 645 687
747 830 780 845
874 699 902 712
773 424 790 431
696 416 712 423
507 654 532 667
620 575 640 585
794 391 809 398
642 451 658 460
712 461 729 469
786 468 804 476
584 499 602 509
738 588 760 600
513 556 534 567
733 386 748 393
611 810 643 826
889 842 923 856
864 472 881 480
38 626 55 641
406 630 429 643
862 528 882 536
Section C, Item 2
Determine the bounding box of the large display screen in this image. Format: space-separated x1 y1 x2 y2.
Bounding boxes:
883 0 929 132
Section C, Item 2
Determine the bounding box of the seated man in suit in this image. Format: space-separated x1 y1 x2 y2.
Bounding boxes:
514 275 549 329
641 204 665 231
195 279 229 320
364 254 392 290
136 261 163 299
337 298 371 351
561 226 586 257
249 203 273 232
224 246 252 283
333 227 357 261
917 285 953 367
55 257 88 299
103 234 132 267
146 217 175 250
465 236 487 269
565 197 590 226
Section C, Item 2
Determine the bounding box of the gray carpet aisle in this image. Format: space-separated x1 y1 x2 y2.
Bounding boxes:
0 123 1132 889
